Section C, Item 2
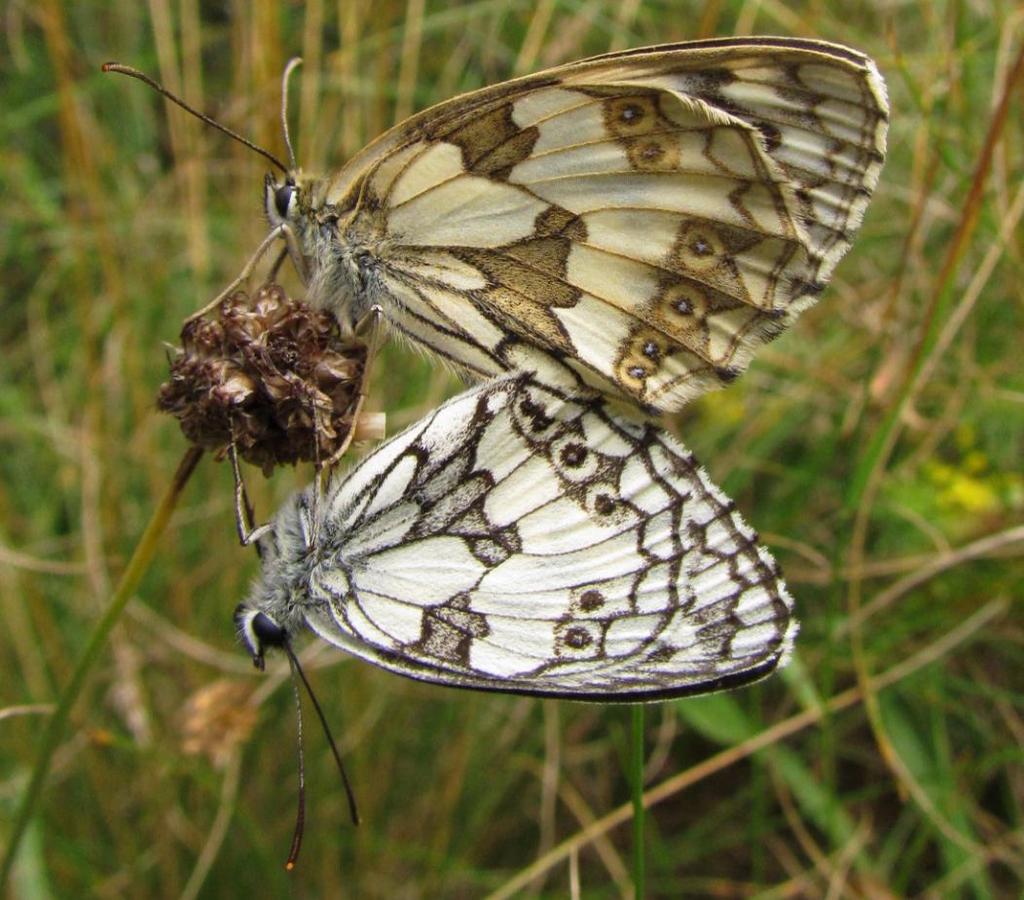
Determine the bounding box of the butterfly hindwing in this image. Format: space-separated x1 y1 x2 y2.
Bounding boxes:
297 38 887 413
243 368 796 700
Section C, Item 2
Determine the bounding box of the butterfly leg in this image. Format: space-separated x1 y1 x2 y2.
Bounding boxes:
308 306 384 545
319 306 384 473
266 245 290 282
307 402 327 547
353 304 385 339
228 438 273 546
185 224 307 323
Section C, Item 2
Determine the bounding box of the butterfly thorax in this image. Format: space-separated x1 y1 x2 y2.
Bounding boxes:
277 171 394 328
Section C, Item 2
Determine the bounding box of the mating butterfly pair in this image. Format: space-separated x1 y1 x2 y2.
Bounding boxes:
225 37 888 700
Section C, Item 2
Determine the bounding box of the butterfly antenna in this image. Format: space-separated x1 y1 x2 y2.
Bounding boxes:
284 653 307 871
102 62 289 174
283 642 361 830
281 57 303 171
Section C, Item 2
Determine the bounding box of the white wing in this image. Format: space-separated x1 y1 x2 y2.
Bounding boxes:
247 364 796 700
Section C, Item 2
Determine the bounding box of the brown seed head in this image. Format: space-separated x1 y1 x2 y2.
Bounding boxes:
158 283 369 474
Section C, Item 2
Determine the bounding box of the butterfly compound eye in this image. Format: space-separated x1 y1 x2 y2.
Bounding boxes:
274 182 295 218
252 611 287 647
234 604 287 671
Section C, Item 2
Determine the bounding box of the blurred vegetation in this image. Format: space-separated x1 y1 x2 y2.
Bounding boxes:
2 1 1023 897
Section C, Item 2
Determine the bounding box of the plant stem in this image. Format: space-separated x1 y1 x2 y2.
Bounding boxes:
631 704 646 898
0 447 203 890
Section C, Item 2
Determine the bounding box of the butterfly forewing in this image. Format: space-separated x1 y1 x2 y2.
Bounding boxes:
243 367 795 700
295 38 887 413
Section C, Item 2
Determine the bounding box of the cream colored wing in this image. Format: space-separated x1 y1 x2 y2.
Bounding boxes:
313 38 887 413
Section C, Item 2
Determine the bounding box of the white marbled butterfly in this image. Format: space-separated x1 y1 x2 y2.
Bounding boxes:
235 362 796 700
258 37 887 413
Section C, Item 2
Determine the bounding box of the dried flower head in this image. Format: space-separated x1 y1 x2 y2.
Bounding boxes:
158 283 379 474
180 679 258 769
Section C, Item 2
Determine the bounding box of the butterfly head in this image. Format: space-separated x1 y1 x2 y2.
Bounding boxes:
235 605 288 671
236 505 294 672
265 171 304 229
264 170 331 290
234 488 319 669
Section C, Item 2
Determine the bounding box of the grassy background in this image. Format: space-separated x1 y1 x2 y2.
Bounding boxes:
2 1 1023 896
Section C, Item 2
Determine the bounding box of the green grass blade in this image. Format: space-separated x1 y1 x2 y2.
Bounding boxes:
631 704 646 898
0 448 202 892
